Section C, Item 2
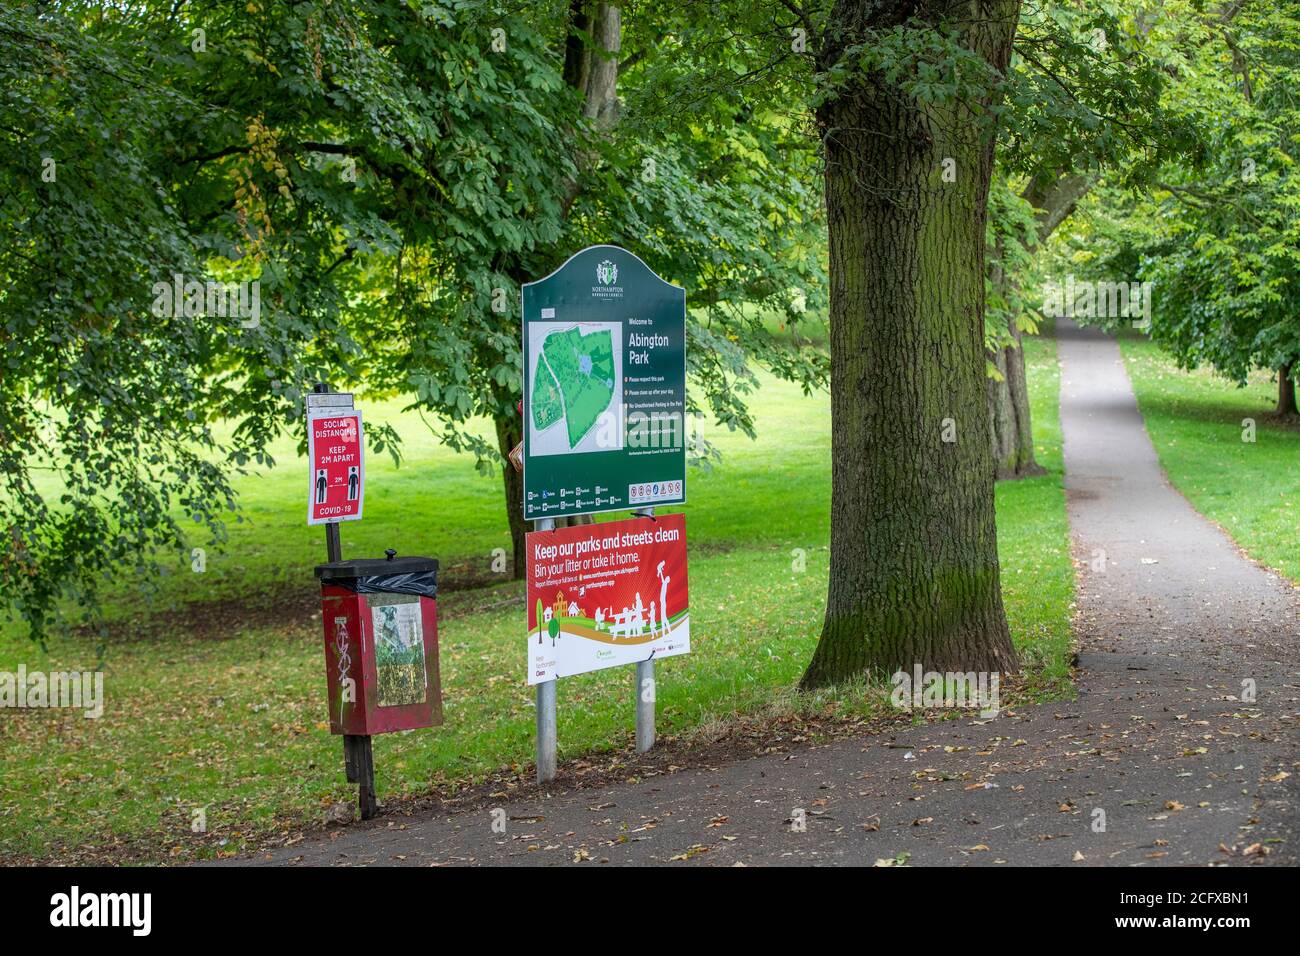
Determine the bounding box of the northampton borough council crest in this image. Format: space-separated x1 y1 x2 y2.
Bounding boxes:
596 259 618 286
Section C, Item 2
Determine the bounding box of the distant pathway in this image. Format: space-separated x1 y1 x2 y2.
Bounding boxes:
232 321 1297 867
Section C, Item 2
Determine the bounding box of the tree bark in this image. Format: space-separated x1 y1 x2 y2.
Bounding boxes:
988 342 1016 477
1003 321 1041 475
562 0 592 91
582 4 620 129
495 415 527 579
802 0 1020 687
1023 171 1093 245
986 230 1044 480
1279 361 1298 416
988 319 1045 479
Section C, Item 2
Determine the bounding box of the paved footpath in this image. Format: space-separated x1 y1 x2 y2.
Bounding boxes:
234 321 1298 866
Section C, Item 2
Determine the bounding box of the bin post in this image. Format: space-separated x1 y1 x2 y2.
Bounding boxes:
325 521 341 564
315 382 378 821
346 734 377 819
534 517 557 784
633 507 656 753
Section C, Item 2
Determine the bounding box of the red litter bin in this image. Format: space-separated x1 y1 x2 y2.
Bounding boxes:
315 549 443 735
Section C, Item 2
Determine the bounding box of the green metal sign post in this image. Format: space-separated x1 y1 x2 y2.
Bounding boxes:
522 245 686 520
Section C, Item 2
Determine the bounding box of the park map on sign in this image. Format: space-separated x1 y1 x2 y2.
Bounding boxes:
531 326 617 448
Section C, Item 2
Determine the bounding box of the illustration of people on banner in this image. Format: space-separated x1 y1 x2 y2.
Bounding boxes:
525 513 689 684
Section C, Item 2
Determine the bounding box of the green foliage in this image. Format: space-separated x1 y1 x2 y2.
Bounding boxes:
985 174 1044 356
1053 2 1300 384
984 1 1205 359
1001 2 1193 186
0 1 828 640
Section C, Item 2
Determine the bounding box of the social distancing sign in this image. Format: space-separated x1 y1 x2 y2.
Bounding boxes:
307 408 364 525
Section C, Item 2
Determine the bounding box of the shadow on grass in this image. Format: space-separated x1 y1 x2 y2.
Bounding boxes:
1137 391 1300 432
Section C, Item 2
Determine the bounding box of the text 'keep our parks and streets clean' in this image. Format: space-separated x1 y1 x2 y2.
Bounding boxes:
531 524 681 585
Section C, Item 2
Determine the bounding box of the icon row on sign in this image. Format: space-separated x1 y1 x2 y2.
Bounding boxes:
628 480 682 504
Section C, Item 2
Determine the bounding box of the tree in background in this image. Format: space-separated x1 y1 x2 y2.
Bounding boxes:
1052 1 1299 416
984 2 1195 479
984 175 1046 480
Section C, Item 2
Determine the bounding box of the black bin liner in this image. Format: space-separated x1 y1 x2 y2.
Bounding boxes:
315 555 439 599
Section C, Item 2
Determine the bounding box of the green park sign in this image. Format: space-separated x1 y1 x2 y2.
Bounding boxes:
522 245 686 521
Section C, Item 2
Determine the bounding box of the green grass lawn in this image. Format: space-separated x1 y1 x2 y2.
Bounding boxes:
1120 333 1300 585
0 330 1074 863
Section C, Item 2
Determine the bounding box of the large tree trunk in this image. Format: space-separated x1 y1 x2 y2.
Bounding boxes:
802 0 1019 688
1279 361 1298 416
582 4 620 128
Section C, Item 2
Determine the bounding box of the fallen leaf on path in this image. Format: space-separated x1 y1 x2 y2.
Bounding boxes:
669 844 710 861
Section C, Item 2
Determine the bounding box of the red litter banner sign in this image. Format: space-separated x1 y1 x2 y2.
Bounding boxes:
307 409 364 525
526 513 689 684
